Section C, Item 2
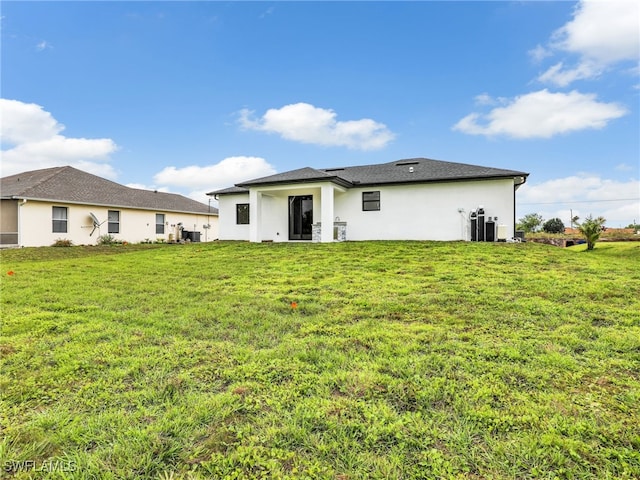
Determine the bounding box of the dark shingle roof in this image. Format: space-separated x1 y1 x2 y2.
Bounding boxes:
209 186 249 195
209 157 528 195
1 166 218 215
322 158 528 186
237 167 352 188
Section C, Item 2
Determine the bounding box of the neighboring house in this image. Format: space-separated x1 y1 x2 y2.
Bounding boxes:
0 166 218 247
208 157 528 243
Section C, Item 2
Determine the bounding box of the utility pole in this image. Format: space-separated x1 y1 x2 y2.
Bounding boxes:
570 209 573 230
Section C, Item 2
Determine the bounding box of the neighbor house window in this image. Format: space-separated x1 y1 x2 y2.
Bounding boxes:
108 210 120 234
362 191 380 211
236 204 249 224
52 206 68 233
156 214 165 234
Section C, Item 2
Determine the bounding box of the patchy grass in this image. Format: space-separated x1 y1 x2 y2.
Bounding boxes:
1 241 639 479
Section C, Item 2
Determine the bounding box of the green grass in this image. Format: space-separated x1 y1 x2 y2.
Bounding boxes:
1 241 639 479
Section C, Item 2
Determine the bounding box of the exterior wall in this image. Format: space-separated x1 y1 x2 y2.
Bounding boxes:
0 200 19 245
254 185 327 242
217 193 251 241
217 178 516 242
15 200 218 247
334 178 516 241
218 186 326 242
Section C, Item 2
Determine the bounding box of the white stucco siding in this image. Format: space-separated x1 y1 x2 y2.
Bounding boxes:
223 185 328 242
216 178 516 242
17 201 218 247
217 193 250 241
334 179 516 241
259 185 324 242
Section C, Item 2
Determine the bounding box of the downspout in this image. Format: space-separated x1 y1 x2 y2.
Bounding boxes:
18 198 27 247
513 176 527 236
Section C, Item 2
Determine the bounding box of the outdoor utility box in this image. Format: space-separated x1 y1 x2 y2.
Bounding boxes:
485 220 496 242
470 211 477 242
181 230 201 242
497 224 508 242
477 208 485 242
515 230 526 242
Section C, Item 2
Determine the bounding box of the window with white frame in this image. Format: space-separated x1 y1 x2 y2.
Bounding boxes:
52 206 68 233
108 210 120 234
156 214 165 234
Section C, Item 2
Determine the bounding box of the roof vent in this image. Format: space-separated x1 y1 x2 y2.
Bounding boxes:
409 167 414 173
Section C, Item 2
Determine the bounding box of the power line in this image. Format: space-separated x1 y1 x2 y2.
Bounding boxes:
518 197 640 206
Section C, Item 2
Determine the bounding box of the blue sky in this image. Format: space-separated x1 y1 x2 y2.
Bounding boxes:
1 1 639 226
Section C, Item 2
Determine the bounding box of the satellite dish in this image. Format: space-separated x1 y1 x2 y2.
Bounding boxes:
89 212 106 236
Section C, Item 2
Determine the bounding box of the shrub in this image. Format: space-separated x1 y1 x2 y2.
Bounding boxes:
52 238 73 247
542 218 565 234
97 234 117 246
576 215 606 251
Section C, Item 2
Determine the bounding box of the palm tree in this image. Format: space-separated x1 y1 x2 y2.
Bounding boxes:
576 215 606 251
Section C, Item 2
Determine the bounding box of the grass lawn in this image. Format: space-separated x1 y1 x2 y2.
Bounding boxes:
1 241 639 479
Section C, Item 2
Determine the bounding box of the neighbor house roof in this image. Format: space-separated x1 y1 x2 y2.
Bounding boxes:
1 166 218 215
208 158 528 195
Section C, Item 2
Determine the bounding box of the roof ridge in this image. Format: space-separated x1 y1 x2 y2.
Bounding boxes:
18 166 68 197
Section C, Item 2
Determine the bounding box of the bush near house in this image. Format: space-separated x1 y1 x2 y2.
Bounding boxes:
1 242 639 479
51 238 73 247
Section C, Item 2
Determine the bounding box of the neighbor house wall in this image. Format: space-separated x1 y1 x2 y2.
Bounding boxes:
16 201 218 247
0 199 19 246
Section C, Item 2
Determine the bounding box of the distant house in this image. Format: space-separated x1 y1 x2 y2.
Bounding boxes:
1 166 218 247
208 157 528 243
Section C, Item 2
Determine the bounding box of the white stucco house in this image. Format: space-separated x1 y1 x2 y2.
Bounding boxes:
1 166 218 247
208 157 528 243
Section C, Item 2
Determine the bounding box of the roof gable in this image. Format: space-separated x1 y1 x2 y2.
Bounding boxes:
1 166 217 215
236 167 350 187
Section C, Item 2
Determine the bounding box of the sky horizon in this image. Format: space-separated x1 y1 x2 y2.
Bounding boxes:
1 1 639 227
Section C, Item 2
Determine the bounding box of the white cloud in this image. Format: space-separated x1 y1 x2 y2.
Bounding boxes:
474 93 495 106
537 0 640 85
537 61 602 88
125 183 170 193
153 156 276 194
473 93 508 107
453 89 627 138
517 174 640 227
36 40 52 51
616 163 635 172
0 99 118 178
238 102 395 150
528 44 552 64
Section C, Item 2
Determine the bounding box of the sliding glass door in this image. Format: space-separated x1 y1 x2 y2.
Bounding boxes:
289 195 313 240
